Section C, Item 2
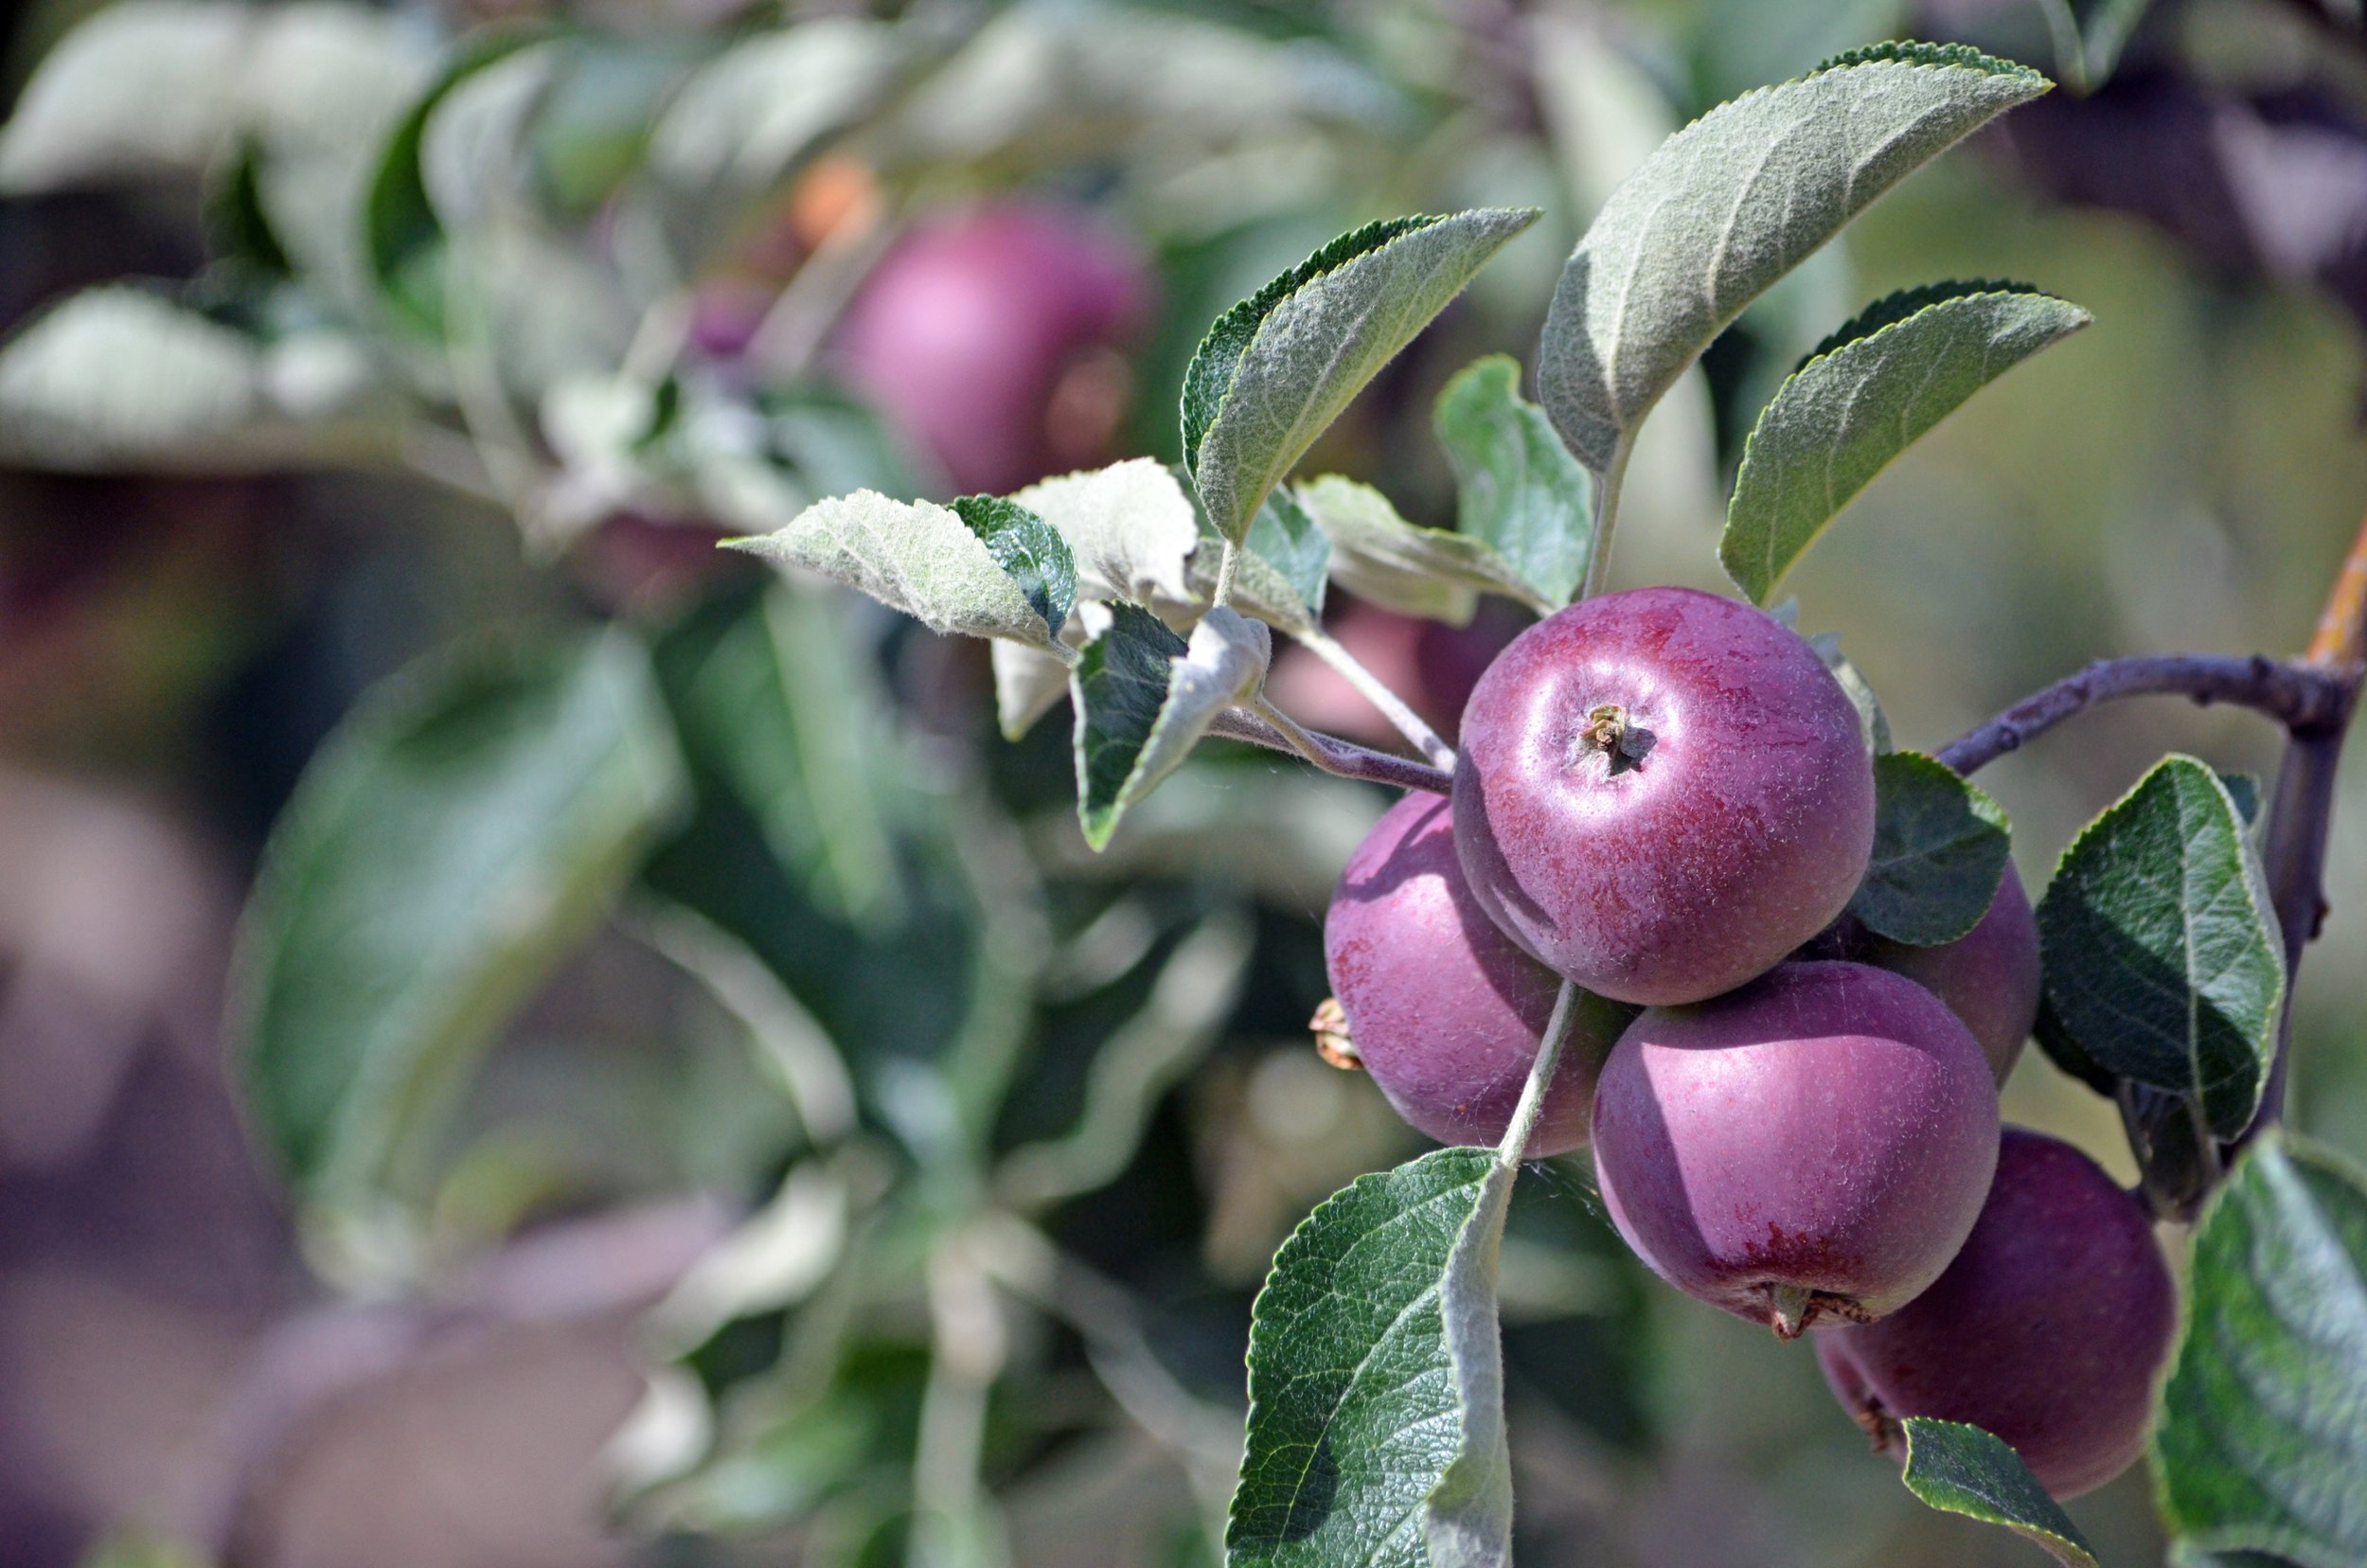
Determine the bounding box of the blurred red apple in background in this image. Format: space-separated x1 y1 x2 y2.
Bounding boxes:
832 201 1153 495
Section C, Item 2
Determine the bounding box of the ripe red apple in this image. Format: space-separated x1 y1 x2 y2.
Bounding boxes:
1860 863 2042 1084
1815 1127 2177 1499
1326 793 1628 1155
1452 586 1874 1006
832 202 1152 494
1591 960 2000 1336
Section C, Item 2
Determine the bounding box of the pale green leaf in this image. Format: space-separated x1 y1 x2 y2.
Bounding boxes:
1013 457 1201 607
947 495 1080 641
650 20 899 192
2037 756 2284 1138
725 490 1078 650
1900 1419 2100 1567
1071 605 1268 851
1227 1147 1517 1567
1295 474 1486 625
991 638 1074 742
1722 283 2091 602
1538 43 2050 472
0 0 253 189
1851 751 2010 946
1433 353 1593 611
1183 207 1539 544
2155 1133 2367 1568
1245 484 1331 615
2038 0 2155 92
233 632 688 1202
0 287 384 470
1806 630 1893 755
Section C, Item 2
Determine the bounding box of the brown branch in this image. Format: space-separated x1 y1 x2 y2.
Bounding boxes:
1206 707 1454 795
1934 654 2350 775
2242 510 2367 1144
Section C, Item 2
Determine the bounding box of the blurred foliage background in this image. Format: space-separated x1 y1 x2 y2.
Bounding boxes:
2 0 2365 1564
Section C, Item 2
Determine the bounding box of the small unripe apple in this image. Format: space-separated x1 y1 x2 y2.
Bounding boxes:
1860 863 2042 1084
1591 961 2000 1336
1814 1127 2177 1499
1452 586 1874 1006
832 202 1151 494
1325 793 1628 1155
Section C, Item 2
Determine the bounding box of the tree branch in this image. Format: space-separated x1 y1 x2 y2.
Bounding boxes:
1935 653 2350 775
1207 707 1453 795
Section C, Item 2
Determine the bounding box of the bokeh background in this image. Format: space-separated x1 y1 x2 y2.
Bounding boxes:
1 0 2363 1564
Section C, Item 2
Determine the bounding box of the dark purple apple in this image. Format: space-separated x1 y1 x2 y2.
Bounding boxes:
1591 960 2000 1337
1860 863 2041 1084
832 202 1152 495
1452 586 1874 1006
1815 1127 2176 1499
1326 793 1629 1156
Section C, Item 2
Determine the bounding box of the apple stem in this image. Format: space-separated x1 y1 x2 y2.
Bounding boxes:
1767 1284 1813 1341
1495 979 1582 1166
1211 704 1454 795
1295 626 1457 770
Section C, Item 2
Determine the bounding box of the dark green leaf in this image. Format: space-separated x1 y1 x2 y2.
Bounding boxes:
2221 772 2263 829
951 495 1080 639
1071 604 1267 851
1723 283 2090 603
2037 757 2283 1138
1433 353 1593 611
1228 1146 1517 1567
1181 208 1539 544
234 631 688 1202
2032 990 2118 1096
1539 45 2048 472
2155 1133 2367 1568
1850 751 2011 946
364 27 547 337
1899 1418 2100 1567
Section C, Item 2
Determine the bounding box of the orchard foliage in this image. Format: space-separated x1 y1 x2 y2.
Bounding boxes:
8 6 2367 1565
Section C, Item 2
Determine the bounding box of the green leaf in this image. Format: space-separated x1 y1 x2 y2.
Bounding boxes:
1722 283 2091 602
2038 0 2155 93
1850 751 2011 946
0 0 254 189
1244 484 1331 616
2036 756 2284 1138
1433 353 1593 611
1293 475 1484 625
1181 207 1539 545
649 19 899 194
1538 44 2050 473
2155 1133 2367 1568
0 286 383 471
1227 1147 1516 1567
234 632 688 1201
364 27 547 337
2032 991 2118 1096
949 495 1079 641
1806 630 1892 755
1013 457 1201 607
726 490 1079 651
1186 514 1322 636
1071 605 1268 851
1899 1418 2100 1567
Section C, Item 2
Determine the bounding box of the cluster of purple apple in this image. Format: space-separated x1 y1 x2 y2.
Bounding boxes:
1324 586 2176 1500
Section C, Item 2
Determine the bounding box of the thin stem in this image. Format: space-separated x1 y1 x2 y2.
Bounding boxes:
1935 654 2350 775
1296 626 1456 769
1579 438 1632 600
1496 979 1580 1166
1217 702 1454 795
1210 538 1242 609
